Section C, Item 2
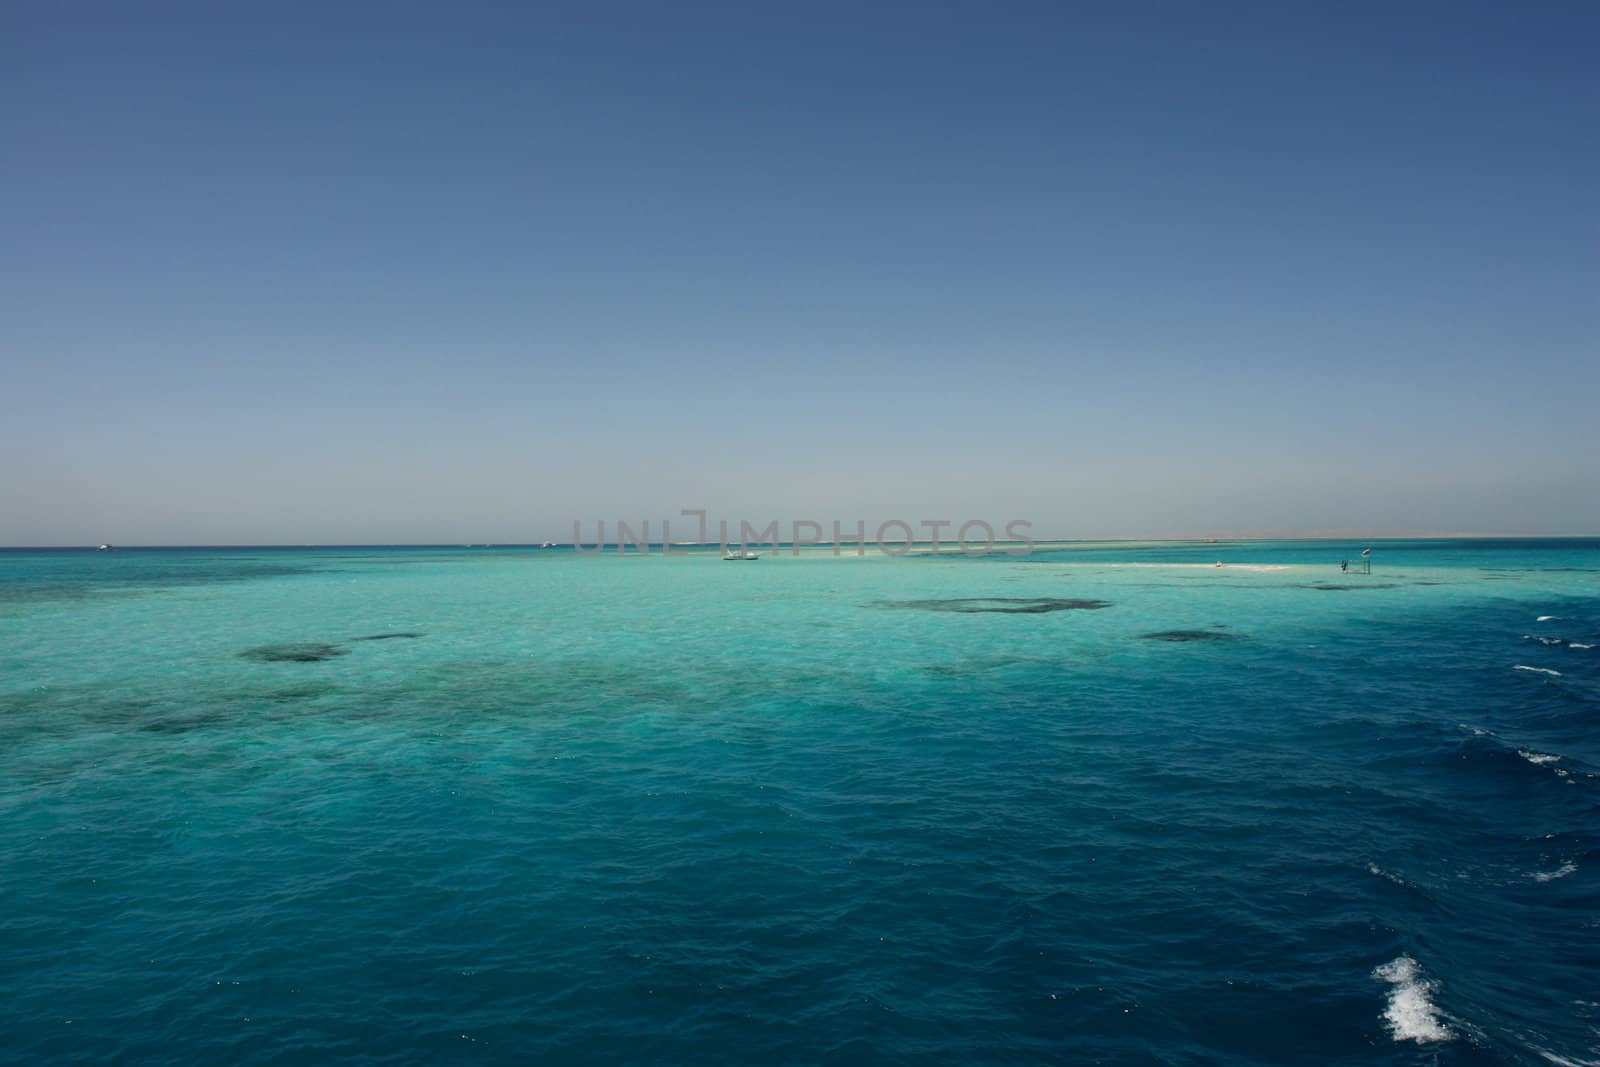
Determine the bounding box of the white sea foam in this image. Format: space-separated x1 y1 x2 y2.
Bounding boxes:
1571 643 1594 650
1373 956 1453 1043
1518 750 1562 765
1538 1050 1600 1066
1368 864 1408 887
1537 616 1561 622
1532 862 1578 883
1515 665 1563 677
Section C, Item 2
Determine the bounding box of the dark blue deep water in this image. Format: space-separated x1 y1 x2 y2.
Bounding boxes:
2 541 1596 1063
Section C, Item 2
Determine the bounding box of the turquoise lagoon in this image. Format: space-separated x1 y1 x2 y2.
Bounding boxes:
1 540 1596 1064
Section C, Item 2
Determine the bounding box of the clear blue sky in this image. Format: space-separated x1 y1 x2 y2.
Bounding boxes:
4 2 1596 544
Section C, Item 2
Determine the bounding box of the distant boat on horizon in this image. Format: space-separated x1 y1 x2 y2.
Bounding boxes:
723 548 760 561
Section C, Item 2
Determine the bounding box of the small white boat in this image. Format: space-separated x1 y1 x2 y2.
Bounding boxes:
540 542 556 549
723 548 760 561
97 544 112 552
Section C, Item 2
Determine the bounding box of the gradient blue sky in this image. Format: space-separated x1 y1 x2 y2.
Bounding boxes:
4 2 1597 544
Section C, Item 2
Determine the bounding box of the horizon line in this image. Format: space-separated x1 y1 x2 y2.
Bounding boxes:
5 532 1599 550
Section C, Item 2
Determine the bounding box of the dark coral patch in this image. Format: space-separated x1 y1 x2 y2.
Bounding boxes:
875 597 1111 614
241 642 349 663
139 711 229 734
925 655 1029 677
1142 629 1239 642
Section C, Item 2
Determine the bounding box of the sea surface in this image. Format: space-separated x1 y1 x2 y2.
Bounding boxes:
2 539 1596 1065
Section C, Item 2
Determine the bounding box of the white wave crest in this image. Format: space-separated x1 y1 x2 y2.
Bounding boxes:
1373 956 1453 1043
1515 665 1563 677
1537 616 1562 622
1368 864 1409 887
1532 862 1578 883
1518 750 1561 765
1571 643 1594 650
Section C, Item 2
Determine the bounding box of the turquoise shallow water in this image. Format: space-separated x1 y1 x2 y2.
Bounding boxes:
2 541 1597 1064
